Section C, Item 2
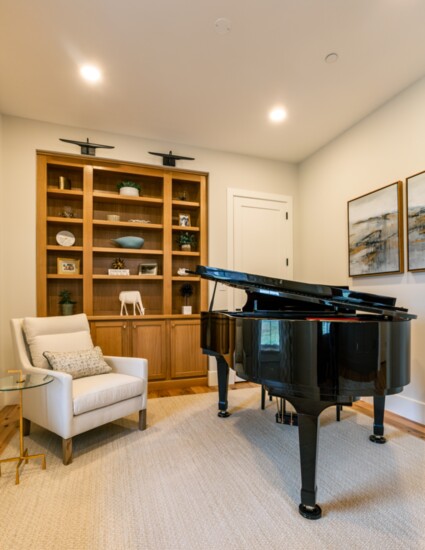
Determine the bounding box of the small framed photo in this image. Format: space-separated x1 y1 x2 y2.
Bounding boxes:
138 262 158 275
57 257 80 275
178 213 191 227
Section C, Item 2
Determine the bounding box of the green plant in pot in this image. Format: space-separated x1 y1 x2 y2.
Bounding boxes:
180 283 194 314
117 180 141 197
59 289 76 316
176 232 196 251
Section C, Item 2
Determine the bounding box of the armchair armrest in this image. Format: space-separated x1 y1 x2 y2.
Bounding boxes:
104 356 148 380
20 367 74 439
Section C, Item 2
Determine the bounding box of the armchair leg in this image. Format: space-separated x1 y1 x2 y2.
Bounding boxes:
139 409 147 431
62 438 73 465
23 418 31 436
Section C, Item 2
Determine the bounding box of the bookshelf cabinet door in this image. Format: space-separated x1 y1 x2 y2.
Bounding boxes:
170 320 207 378
90 321 131 357
132 320 168 380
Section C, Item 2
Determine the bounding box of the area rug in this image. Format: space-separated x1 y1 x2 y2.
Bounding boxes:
0 387 424 550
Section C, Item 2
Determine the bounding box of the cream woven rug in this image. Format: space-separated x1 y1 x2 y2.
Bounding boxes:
1 387 424 550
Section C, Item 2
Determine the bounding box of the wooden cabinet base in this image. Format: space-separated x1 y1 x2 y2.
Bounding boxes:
148 377 208 391
90 317 208 391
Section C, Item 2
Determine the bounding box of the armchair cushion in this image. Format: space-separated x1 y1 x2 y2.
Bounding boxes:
43 347 112 379
24 313 90 337
72 373 145 415
23 314 94 369
27 331 94 369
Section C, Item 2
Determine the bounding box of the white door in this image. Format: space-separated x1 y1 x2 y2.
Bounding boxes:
228 189 293 311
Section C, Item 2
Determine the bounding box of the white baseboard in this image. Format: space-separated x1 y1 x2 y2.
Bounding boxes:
208 368 236 386
1 392 18 407
362 393 425 426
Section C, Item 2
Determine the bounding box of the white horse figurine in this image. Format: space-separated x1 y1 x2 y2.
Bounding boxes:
119 291 145 316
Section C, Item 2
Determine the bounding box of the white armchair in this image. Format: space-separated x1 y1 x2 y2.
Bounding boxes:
10 314 148 465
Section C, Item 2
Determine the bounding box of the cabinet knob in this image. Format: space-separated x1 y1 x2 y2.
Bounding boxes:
123 323 127 330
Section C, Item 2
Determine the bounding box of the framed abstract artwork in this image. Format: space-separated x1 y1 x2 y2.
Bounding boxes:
406 170 425 271
347 181 404 277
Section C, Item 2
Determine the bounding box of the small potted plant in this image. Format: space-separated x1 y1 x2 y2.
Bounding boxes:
117 181 141 197
180 283 194 314
176 232 197 251
59 289 76 316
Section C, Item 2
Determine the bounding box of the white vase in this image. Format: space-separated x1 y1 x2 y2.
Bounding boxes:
119 187 139 196
182 305 192 315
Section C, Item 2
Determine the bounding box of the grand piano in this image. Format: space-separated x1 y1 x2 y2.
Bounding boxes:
196 265 416 519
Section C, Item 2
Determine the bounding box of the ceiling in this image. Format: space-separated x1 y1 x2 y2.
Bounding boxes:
1 0 425 163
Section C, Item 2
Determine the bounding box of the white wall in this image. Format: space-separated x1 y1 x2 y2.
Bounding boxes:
297 76 425 424
0 115 4 409
0 115 298 394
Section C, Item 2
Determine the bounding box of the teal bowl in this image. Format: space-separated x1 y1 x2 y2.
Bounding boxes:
112 236 145 249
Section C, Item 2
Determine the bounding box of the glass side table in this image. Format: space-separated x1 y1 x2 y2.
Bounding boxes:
0 370 53 484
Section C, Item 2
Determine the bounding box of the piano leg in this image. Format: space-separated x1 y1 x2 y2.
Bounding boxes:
288 398 336 520
216 356 230 418
369 395 386 444
297 411 322 519
336 405 342 421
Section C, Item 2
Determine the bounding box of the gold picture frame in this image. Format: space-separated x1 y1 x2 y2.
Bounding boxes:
57 257 80 275
347 181 403 277
406 169 425 272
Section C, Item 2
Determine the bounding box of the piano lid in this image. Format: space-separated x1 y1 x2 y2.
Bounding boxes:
195 265 416 320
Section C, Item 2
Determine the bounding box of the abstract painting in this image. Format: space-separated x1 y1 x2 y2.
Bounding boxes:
348 182 403 277
406 170 425 271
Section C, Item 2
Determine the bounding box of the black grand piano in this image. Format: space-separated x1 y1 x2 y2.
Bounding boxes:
196 265 416 519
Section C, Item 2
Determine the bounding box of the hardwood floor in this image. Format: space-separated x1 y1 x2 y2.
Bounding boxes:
1 383 424 455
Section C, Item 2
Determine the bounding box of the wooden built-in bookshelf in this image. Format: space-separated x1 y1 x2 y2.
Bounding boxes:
36 151 208 389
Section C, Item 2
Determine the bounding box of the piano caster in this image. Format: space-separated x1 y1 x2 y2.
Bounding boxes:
369 434 386 444
298 503 322 520
218 410 230 418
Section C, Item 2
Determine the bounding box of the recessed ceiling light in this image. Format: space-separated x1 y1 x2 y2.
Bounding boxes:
80 64 102 83
215 18 231 34
269 107 287 123
325 53 339 64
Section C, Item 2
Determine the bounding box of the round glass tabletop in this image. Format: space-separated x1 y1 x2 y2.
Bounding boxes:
0 373 54 392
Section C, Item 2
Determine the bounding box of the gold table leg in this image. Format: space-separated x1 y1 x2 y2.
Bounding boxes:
0 384 47 484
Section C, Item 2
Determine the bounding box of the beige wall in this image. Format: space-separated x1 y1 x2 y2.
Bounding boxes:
297 76 425 424
0 114 4 394
0 115 298 407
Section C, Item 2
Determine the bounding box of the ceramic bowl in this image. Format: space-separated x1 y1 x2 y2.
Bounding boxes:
112 236 145 249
